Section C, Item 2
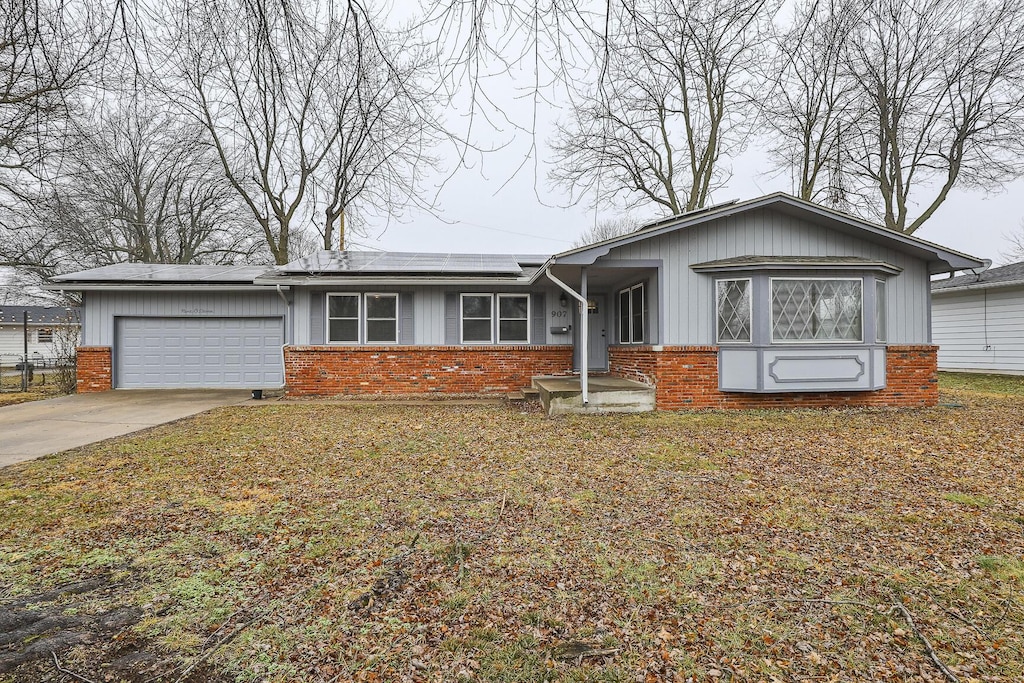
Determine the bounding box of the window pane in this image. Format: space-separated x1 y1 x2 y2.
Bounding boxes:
366 294 396 319
462 295 491 318
499 320 528 343
619 290 630 343
772 279 862 342
463 319 491 342
499 296 528 319
367 320 397 343
328 319 358 343
875 280 887 343
329 295 358 318
631 285 644 343
717 280 751 342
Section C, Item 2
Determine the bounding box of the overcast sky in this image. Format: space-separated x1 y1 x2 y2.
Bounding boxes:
357 3 1023 266
366 146 1023 265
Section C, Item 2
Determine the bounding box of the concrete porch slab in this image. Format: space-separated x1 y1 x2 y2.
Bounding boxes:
532 375 655 415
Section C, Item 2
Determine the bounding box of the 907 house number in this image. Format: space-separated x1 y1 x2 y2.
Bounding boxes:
551 310 568 318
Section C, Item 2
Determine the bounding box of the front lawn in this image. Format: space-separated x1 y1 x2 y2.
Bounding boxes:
1 380 1022 681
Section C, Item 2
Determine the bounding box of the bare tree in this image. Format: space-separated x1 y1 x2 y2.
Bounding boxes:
765 0 859 204
166 0 439 264
0 0 111 207
550 0 776 216
840 0 1024 234
51 105 263 265
1002 220 1024 263
572 214 641 248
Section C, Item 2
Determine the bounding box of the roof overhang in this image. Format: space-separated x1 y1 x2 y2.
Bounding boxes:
550 193 984 275
40 284 288 293
690 256 903 275
932 279 1024 295
254 276 534 287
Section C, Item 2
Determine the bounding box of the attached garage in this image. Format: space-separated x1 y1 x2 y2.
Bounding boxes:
115 316 284 388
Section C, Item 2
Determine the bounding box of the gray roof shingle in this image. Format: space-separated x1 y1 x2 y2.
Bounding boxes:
931 260 1024 293
0 306 80 325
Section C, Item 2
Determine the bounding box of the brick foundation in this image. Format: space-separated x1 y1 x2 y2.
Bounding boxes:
76 346 112 393
609 345 938 410
284 345 574 396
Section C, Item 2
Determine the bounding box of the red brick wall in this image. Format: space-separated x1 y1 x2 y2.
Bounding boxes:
76 346 112 393
609 345 938 410
284 345 574 396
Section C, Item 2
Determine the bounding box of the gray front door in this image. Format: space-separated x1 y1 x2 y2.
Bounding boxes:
574 295 608 371
115 317 284 388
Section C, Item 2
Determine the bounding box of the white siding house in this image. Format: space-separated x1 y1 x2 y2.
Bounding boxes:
932 261 1024 375
0 306 81 367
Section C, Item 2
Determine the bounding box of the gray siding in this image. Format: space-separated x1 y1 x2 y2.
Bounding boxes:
295 287 558 346
933 287 1024 374
81 291 288 347
605 207 931 345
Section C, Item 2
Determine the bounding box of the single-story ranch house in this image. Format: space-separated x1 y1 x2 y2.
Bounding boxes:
931 260 1024 375
47 193 983 409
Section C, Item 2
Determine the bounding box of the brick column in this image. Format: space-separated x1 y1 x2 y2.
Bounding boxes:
76 346 112 393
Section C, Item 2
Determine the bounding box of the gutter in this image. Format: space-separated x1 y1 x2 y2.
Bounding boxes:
40 284 288 293
544 266 589 405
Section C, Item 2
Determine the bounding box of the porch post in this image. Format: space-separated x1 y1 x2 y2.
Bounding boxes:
542 266 589 405
580 267 588 404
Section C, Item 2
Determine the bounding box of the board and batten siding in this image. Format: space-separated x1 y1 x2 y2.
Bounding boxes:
293 286 560 346
932 287 1024 375
604 207 931 345
81 291 289 347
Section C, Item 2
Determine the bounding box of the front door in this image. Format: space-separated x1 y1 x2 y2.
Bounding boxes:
574 295 608 371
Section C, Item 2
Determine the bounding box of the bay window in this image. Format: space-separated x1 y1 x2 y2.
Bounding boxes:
716 279 751 343
771 278 862 343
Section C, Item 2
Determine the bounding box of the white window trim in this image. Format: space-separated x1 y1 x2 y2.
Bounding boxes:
875 279 887 344
715 278 752 344
618 283 645 344
326 293 360 345
364 292 399 344
497 294 531 344
769 277 864 344
460 293 494 344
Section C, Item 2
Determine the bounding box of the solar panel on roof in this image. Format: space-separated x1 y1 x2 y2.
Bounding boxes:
273 250 524 275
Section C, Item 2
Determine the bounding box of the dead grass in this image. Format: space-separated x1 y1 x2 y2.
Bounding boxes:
939 371 1024 397
0 385 63 407
1 377 1022 682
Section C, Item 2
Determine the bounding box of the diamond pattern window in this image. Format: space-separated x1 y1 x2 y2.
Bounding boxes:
771 279 862 342
716 279 751 343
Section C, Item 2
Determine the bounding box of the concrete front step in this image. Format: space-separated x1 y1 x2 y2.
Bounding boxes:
532 375 655 415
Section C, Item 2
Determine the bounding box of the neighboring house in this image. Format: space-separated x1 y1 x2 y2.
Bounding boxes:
47 193 982 408
931 260 1024 375
0 306 81 367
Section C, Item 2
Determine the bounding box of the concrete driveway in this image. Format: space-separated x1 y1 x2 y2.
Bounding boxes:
0 390 254 468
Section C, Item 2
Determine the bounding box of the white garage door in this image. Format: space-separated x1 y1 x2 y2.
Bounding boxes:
115 317 284 389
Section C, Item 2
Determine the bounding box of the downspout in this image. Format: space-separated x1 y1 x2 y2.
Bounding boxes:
544 266 589 404
276 284 289 390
